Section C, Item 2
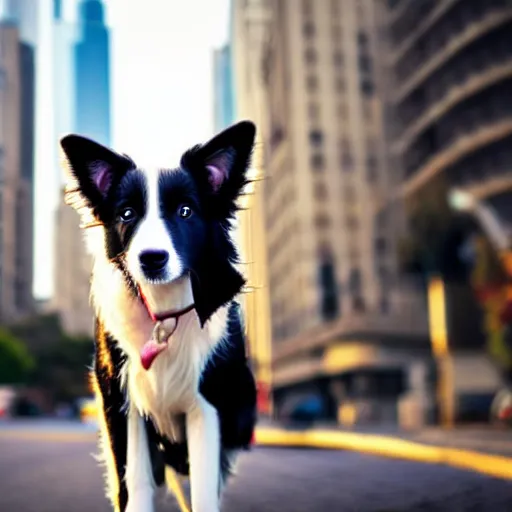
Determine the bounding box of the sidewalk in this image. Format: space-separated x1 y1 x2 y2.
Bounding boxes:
409 426 512 457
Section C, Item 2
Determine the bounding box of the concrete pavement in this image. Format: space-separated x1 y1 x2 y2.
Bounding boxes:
1 421 512 511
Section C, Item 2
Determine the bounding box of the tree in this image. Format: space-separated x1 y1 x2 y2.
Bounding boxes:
398 179 477 283
0 328 35 385
10 314 94 403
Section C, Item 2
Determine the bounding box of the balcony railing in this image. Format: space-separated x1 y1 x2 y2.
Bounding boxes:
393 10 512 104
388 0 461 65
393 61 512 154
399 119 512 198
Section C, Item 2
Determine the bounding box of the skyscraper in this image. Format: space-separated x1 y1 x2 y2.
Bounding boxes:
51 0 111 336
232 0 430 423
213 44 235 132
0 20 35 321
74 0 110 145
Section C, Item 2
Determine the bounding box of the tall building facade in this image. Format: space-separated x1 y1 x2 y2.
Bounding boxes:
232 0 432 424
74 0 110 145
51 0 110 336
0 21 35 321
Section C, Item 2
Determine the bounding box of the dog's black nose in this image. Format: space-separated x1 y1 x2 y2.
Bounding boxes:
139 250 169 273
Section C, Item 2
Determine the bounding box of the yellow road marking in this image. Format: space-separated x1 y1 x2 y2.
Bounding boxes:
255 428 512 480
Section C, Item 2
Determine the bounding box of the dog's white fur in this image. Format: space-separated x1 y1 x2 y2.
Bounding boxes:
82 168 230 512
125 169 183 284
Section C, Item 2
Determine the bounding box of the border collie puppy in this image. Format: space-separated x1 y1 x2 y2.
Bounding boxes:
60 121 258 512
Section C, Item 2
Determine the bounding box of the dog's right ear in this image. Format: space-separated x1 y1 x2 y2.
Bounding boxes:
60 135 135 219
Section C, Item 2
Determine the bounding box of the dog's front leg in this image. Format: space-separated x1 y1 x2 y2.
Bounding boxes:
187 396 221 512
125 407 156 512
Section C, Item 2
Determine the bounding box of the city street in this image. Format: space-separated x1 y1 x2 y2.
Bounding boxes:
1 421 512 511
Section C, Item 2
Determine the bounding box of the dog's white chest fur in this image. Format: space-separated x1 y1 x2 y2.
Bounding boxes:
90 251 228 440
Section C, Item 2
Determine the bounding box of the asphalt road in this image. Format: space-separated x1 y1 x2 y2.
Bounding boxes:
1 421 512 511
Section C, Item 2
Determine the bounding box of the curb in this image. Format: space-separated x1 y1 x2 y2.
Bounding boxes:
254 427 512 481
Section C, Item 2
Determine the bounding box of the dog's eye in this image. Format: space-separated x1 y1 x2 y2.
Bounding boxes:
178 205 193 219
119 207 136 223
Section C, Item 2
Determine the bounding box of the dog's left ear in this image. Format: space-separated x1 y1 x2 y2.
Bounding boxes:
181 121 256 217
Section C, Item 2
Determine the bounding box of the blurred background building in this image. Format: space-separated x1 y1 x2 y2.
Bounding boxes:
51 0 110 336
230 0 435 426
213 43 235 133
0 1 36 323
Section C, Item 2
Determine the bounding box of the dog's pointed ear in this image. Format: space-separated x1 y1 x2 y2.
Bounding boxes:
181 121 256 216
60 135 135 218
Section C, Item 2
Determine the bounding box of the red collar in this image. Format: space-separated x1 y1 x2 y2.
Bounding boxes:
138 287 196 323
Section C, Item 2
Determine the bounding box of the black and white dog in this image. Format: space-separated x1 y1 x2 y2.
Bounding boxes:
60 121 258 512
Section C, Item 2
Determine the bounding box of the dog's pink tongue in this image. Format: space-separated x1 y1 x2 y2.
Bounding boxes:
140 340 167 370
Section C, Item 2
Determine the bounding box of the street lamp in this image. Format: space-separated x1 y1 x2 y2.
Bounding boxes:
448 188 510 253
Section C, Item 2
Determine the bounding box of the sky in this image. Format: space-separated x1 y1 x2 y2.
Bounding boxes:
33 0 231 300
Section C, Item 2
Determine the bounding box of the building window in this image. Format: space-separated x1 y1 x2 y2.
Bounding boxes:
303 22 316 38
341 152 354 170
305 47 317 64
380 295 389 314
348 268 365 311
375 237 387 255
311 153 325 171
335 77 346 93
270 125 284 150
315 213 331 229
319 257 339 321
309 103 320 121
360 79 374 96
367 155 378 182
333 51 344 67
309 129 324 146
306 74 319 92
314 181 328 200
358 54 372 73
357 31 368 47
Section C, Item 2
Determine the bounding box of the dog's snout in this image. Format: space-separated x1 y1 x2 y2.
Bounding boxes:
139 250 169 273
